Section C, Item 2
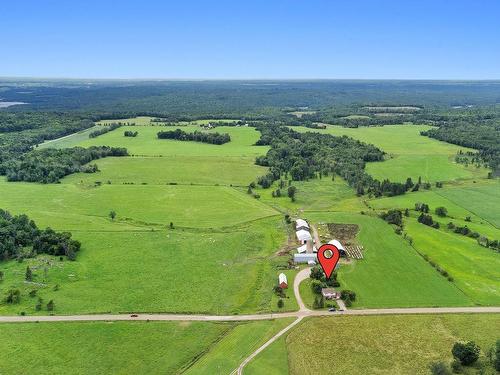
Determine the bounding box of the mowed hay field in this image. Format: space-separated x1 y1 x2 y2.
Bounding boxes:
370 180 500 305
305 212 472 308
0 123 293 315
287 314 500 375
293 125 487 183
0 319 292 375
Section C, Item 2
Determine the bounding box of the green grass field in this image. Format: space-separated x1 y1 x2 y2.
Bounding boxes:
0 216 293 315
293 125 487 183
287 314 500 374
305 212 473 308
0 319 292 375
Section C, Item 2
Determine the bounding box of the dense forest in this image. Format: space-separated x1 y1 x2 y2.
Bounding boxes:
0 209 81 261
2 146 128 183
253 125 409 197
157 129 231 145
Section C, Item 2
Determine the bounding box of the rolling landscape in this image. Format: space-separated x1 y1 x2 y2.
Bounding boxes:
1 1 499 374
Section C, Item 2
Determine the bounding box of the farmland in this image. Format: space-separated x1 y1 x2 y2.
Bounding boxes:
287 314 500 375
0 319 293 375
293 124 487 183
0 113 498 374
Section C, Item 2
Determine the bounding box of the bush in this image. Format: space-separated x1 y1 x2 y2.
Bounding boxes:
311 280 323 294
277 299 284 308
450 359 462 373
452 341 480 366
435 206 448 217
430 361 451 375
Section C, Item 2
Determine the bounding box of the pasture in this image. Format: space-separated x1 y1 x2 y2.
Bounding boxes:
287 314 500 375
305 212 472 308
0 319 292 375
293 125 487 183
0 216 292 315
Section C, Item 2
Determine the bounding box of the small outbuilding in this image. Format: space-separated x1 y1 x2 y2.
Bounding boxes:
278 273 288 289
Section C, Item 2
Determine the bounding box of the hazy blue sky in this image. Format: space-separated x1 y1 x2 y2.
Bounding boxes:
1 0 499 79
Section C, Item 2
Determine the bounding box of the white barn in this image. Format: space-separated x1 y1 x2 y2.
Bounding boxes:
295 219 310 230
328 239 345 252
296 229 312 243
294 253 317 263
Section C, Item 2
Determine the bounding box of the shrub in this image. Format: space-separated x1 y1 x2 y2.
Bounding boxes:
430 361 451 375
435 206 448 217
277 299 284 308
452 341 480 366
450 359 462 373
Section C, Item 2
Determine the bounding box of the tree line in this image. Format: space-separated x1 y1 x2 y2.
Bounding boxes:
2 146 128 183
157 129 231 145
89 123 122 138
0 209 81 261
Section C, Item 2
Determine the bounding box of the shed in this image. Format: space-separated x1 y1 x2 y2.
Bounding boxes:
278 273 288 289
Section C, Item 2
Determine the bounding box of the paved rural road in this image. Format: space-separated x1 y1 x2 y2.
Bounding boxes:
294 267 312 312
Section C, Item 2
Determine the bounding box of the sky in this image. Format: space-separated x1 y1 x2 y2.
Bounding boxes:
1 0 499 79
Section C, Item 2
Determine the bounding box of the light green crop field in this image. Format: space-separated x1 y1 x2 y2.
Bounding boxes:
0 319 292 375
0 181 278 230
305 212 472 308
406 217 499 305
293 125 487 183
55 124 268 157
63 155 267 186
287 314 500 375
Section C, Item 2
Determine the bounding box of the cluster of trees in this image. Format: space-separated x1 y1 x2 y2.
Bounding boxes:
89 123 121 138
157 129 231 145
418 213 440 229
124 130 138 137
431 340 500 374
447 222 499 251
0 209 81 261
3 146 128 183
380 209 403 226
253 124 411 197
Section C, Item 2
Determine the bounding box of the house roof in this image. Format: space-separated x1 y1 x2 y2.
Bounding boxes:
279 273 287 284
328 239 345 251
321 288 337 295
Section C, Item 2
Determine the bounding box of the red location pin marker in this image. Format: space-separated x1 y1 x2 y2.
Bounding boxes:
317 244 340 279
